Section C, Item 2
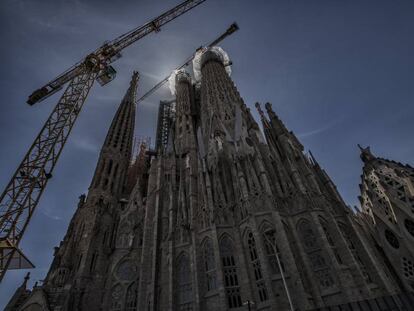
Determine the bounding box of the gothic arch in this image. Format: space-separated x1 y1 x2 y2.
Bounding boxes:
258 219 274 234
241 226 253 240
218 233 234 247
318 216 343 264
296 218 317 250
297 218 336 290
338 221 373 284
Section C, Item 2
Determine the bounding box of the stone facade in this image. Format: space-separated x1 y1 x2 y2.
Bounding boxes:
5 49 413 311
357 146 414 293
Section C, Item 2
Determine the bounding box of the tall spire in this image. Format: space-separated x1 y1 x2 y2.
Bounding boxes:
4 273 31 311
89 71 139 201
36 72 140 309
264 102 290 136
174 69 195 154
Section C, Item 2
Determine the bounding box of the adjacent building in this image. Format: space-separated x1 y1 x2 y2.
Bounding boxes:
357 146 414 293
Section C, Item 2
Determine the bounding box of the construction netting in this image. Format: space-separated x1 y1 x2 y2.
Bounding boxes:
192 46 231 82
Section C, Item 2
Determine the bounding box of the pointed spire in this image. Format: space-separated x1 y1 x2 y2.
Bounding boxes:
104 71 139 156
23 272 30 288
4 272 31 310
255 102 272 131
264 102 290 135
255 102 266 120
88 71 139 198
358 144 375 163
264 102 276 118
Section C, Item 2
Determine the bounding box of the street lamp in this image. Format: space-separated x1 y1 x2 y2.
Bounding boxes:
263 228 295 311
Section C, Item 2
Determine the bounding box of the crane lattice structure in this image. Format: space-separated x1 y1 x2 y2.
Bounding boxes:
0 0 207 282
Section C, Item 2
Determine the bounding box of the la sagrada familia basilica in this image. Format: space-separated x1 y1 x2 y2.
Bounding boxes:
6 46 414 310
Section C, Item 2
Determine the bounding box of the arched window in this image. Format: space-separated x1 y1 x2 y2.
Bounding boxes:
261 228 284 274
125 282 138 311
297 220 317 250
203 238 217 291
385 229 399 249
110 284 123 311
297 219 335 289
319 217 343 265
337 223 353 248
338 222 372 284
176 254 193 310
404 219 414 237
402 257 414 280
220 236 242 309
246 232 268 302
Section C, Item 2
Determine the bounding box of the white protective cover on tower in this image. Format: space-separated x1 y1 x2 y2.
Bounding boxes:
192 46 232 82
168 69 184 95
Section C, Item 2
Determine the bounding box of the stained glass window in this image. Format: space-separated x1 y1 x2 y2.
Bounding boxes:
220 236 242 308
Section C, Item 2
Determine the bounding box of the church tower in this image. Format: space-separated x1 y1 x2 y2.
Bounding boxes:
114 47 401 311
357 146 414 292
9 72 139 311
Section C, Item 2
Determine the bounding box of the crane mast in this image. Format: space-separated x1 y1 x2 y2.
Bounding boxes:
0 0 207 282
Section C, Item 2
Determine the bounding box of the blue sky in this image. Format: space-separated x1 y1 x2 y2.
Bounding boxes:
1 0 413 306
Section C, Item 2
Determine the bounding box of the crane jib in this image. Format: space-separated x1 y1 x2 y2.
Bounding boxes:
26 0 207 106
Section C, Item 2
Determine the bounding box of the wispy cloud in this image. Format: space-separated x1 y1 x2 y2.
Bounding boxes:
140 71 165 81
297 120 340 139
40 209 62 221
73 137 99 153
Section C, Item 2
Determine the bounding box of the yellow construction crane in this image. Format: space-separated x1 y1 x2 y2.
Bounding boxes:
0 0 207 282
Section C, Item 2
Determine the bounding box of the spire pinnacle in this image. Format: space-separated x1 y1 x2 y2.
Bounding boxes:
358 144 375 163
23 272 30 288
265 102 275 118
255 102 266 119
88 71 139 198
264 102 290 135
125 71 139 103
